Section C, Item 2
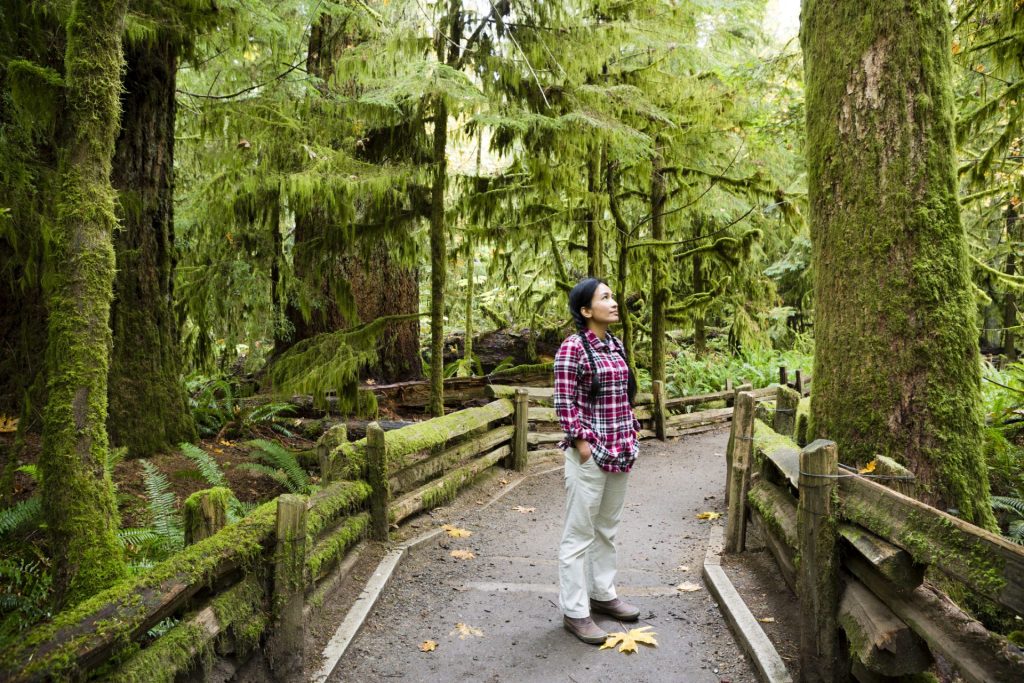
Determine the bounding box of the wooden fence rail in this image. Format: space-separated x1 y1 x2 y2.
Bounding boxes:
733 405 1024 683
3 370 811 681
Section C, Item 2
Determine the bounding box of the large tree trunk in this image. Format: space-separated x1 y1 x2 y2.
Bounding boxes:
803 0 995 527
586 147 605 278
42 0 130 607
649 148 667 386
692 216 707 355
108 36 196 457
1003 205 1019 363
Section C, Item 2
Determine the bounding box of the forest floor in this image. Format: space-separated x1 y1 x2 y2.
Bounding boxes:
239 427 801 683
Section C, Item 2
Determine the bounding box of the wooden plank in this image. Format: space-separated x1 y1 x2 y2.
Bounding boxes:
838 578 931 677
512 388 529 471
753 419 800 488
725 392 756 553
528 406 557 422
526 431 562 446
389 426 513 495
846 552 1024 683
798 440 841 683
486 384 555 400
747 480 797 549
664 388 733 409
838 524 924 590
389 446 509 524
665 406 733 428
749 512 796 594
840 474 1024 616
384 398 513 462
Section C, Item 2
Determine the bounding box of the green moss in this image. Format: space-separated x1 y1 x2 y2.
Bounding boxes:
210 572 268 655
489 362 554 378
183 487 233 542
306 480 372 541
107 622 209 683
383 399 513 462
306 513 369 580
795 397 811 446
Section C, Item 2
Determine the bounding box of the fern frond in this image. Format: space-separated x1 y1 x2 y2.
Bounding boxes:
235 462 294 492
117 527 159 549
246 439 311 493
0 496 42 536
992 495 1024 517
141 461 183 551
178 442 228 488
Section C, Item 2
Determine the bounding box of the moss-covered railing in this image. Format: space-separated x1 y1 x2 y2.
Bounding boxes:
725 390 1024 683
2 372 805 681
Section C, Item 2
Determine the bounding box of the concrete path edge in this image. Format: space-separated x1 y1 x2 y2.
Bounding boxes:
702 525 793 683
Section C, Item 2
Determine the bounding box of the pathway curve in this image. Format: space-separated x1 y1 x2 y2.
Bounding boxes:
328 428 758 683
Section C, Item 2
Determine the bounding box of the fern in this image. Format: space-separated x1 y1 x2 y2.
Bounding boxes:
140 461 183 553
0 558 52 637
244 439 311 494
117 527 158 550
992 495 1024 517
0 496 41 537
235 462 294 492
178 442 228 488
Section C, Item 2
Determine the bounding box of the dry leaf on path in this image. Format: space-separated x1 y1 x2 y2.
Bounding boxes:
696 511 721 520
451 623 484 639
758 617 776 623
858 459 877 475
450 550 476 560
676 582 702 592
419 640 437 652
600 626 658 654
442 524 472 538
511 505 536 514
676 565 690 572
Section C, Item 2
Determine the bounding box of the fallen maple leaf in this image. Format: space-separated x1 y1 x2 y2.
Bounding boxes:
511 505 536 514
219 439 236 447
600 626 658 654
419 640 437 652
758 617 776 623
858 459 877 475
450 622 484 639
0 415 18 433
450 550 476 560
499 479 509 486
213 448 224 455
676 582 702 592
696 511 721 520
442 524 472 538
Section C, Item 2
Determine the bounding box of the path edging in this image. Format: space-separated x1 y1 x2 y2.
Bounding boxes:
702 524 793 683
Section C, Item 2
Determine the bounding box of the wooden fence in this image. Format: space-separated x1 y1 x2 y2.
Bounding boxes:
726 387 1024 683
0 373 793 681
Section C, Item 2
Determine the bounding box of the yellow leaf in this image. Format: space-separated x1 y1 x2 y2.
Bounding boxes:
219 440 236 447
450 550 476 560
676 565 690 572
600 626 658 654
450 622 484 639
696 511 721 520
758 617 776 623
213 448 224 455
511 505 536 514
676 581 702 592
419 640 437 652
442 524 472 538
858 460 877 475
975 63 986 73
952 40 961 55
0 415 18 433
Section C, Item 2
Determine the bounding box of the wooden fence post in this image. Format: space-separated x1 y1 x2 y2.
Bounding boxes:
798 439 841 683
267 494 306 679
725 382 754 507
367 422 390 541
725 378 734 407
653 380 667 441
774 385 800 437
183 487 229 545
779 365 789 388
511 388 529 471
316 423 347 484
795 369 806 396
725 392 756 553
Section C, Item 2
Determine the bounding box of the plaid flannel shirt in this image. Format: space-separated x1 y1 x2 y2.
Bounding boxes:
554 329 641 473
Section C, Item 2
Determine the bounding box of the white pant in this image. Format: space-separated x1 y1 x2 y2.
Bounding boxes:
558 447 630 618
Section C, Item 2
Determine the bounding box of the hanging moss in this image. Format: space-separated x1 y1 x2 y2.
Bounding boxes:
802 0 996 529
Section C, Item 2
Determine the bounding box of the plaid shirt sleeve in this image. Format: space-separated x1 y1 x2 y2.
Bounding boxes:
554 336 599 446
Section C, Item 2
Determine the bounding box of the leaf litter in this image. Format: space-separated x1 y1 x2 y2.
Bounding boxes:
451 622 484 639
442 524 473 538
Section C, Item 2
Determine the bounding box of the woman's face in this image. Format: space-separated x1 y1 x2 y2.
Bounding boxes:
583 283 619 326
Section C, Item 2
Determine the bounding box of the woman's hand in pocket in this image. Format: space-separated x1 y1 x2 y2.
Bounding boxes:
574 439 592 463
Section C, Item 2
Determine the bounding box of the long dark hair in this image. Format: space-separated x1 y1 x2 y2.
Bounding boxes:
566 277 637 405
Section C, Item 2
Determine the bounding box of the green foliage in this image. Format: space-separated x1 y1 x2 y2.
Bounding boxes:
241 439 312 494
991 496 1024 544
0 558 52 644
664 337 813 398
178 442 228 489
139 462 184 557
0 497 42 538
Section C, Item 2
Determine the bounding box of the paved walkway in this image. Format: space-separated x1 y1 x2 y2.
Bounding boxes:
330 429 759 683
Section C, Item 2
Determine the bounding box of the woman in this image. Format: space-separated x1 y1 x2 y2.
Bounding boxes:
553 277 641 644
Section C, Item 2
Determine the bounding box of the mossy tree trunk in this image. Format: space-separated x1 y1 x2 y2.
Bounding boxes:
42 0 130 607
608 158 636 368
428 0 463 416
691 216 707 355
802 0 996 527
586 147 604 278
1003 204 1019 363
108 35 196 457
649 148 668 387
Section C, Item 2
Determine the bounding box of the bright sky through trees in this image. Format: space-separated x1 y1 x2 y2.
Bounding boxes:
765 0 799 43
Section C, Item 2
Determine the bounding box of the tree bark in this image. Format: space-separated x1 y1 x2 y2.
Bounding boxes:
802 0 996 527
1003 204 1019 363
692 216 707 355
586 147 604 277
42 0 130 607
108 35 197 457
649 146 668 386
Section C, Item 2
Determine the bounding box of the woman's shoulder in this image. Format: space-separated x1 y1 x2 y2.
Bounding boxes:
555 333 585 358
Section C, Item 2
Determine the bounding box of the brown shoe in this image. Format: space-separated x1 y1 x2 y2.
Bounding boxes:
563 616 608 645
590 597 640 621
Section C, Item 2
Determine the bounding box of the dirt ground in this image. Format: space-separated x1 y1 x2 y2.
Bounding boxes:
285 428 786 683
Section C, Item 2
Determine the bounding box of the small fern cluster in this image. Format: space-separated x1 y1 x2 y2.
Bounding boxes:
991 496 1024 545
239 440 312 494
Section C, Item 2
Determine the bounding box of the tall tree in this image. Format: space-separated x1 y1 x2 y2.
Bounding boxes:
803 0 996 526
108 29 197 456
42 0 130 606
